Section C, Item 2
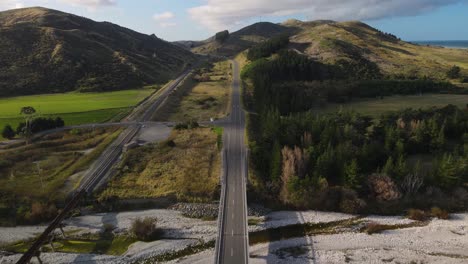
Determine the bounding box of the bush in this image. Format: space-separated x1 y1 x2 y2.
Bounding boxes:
130 217 161 241
430 207 450 219
339 188 367 214
16 202 58 224
407 209 428 221
16 117 66 135
175 121 199 130
368 174 402 201
2 124 16 139
447 65 461 79
163 140 176 148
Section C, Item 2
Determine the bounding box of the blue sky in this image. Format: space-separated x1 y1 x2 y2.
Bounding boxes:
1 0 467 41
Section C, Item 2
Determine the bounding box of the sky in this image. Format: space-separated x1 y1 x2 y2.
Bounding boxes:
0 0 467 42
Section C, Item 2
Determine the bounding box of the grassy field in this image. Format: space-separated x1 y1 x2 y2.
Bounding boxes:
0 89 154 139
154 61 231 122
100 128 221 203
0 127 121 225
315 94 468 116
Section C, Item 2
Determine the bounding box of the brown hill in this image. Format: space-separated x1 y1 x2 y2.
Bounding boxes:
189 19 467 81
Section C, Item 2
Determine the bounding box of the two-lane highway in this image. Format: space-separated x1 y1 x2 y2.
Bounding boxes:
217 60 249 264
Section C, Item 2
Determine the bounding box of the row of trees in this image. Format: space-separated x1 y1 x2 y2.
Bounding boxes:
2 117 65 139
247 34 290 61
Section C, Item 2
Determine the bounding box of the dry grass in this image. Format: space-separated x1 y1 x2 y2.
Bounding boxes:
407 209 429 221
154 60 231 122
0 128 120 203
430 207 450 220
100 128 221 202
292 21 468 80
362 221 428 235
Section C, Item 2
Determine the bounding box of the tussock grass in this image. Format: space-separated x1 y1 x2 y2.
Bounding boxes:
154 61 231 122
100 128 221 202
362 221 428 235
0 127 120 224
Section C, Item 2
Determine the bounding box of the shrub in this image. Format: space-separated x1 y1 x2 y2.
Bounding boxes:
17 202 58 224
163 140 176 148
368 173 402 201
175 123 188 130
407 209 428 221
430 207 450 220
2 124 16 139
446 65 461 79
130 217 161 241
339 188 367 214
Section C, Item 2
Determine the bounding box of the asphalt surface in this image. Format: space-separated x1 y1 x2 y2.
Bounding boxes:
219 60 249 264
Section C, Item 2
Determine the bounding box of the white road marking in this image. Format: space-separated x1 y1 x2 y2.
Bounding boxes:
231 247 234 256
232 229 234 236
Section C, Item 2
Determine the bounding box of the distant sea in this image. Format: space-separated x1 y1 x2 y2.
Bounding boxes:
412 40 468 49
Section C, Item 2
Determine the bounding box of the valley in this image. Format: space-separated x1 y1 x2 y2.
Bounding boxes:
0 4 467 264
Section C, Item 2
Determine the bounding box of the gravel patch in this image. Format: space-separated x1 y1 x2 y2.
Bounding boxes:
174 213 468 264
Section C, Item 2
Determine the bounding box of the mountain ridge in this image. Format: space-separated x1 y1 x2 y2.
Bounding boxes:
187 19 468 80
0 7 196 97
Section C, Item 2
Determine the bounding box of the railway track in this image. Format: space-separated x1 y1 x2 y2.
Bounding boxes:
16 69 192 264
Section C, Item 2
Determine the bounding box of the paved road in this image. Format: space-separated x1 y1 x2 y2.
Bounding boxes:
218 60 249 263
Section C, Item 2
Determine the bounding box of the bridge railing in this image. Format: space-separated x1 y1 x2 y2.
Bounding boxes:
214 148 227 264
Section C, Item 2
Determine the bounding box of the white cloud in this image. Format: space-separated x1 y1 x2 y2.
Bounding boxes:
58 0 117 7
189 0 463 31
153 11 176 28
0 0 24 11
160 22 177 28
153 11 175 21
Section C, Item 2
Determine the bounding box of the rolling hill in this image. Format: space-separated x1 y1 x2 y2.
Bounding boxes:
189 19 468 81
0 7 195 97
188 22 295 56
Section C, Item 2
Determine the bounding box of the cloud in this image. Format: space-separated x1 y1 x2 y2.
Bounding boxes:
160 22 177 28
58 0 117 7
0 0 24 10
153 11 175 21
189 0 463 31
153 11 176 28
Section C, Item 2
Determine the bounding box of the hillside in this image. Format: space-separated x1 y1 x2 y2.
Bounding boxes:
190 22 295 56
288 20 468 80
0 7 195 97
191 19 467 81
